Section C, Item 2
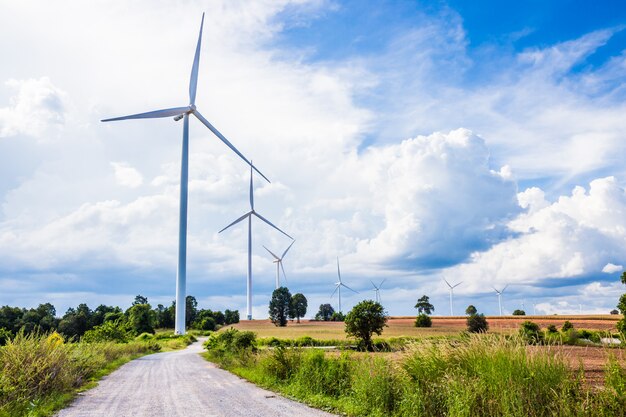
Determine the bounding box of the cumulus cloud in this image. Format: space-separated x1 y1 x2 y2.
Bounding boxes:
111 162 143 188
602 263 623 274
0 77 67 139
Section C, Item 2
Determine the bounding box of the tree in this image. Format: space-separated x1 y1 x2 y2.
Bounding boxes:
415 295 434 315
415 314 432 327
133 295 149 305
224 309 240 325
290 293 308 323
127 303 155 335
186 295 198 327
331 311 345 322
344 300 388 351
466 306 488 333
512 309 526 316
611 309 619 315
315 304 335 321
465 305 477 315
269 287 292 327
58 304 92 339
561 320 574 332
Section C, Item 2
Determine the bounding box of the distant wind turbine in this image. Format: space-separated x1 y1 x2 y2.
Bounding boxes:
331 258 358 313
220 163 293 320
493 285 508 316
263 240 295 289
370 279 386 303
443 279 462 316
101 13 268 335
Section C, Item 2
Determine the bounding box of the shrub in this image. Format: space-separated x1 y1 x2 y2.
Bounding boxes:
0 328 12 346
512 309 526 316
519 321 544 345
466 313 489 333
561 320 574 332
414 313 432 328
81 320 131 343
546 324 558 333
260 346 302 381
198 317 216 331
465 305 477 315
330 311 345 322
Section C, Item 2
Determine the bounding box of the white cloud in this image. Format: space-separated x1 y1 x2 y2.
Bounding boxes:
602 263 623 274
0 77 67 139
111 162 143 188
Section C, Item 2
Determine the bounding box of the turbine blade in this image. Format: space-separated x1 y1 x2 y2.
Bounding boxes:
249 163 254 210
331 285 339 298
252 212 293 239
336 257 341 281
379 278 386 288
492 286 500 294
281 240 295 258
263 245 280 260
341 283 358 294
102 106 189 122
189 13 205 105
452 282 462 289
443 278 452 288
371 280 377 289
218 211 251 233
192 110 270 183
502 284 508 293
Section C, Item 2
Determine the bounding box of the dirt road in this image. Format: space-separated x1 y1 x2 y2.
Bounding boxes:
56 340 336 417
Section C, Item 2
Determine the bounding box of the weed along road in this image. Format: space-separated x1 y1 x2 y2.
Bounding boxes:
56 339 337 417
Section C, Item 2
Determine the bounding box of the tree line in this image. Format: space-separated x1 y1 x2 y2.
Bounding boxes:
0 295 239 343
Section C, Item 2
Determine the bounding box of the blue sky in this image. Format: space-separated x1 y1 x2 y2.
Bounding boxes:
0 0 625 318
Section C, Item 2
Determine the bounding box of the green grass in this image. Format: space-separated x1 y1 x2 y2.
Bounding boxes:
203 331 626 417
0 331 195 417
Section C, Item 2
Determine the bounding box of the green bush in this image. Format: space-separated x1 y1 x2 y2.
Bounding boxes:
0 328 12 346
546 324 558 333
414 313 432 328
561 320 574 332
466 313 489 333
82 320 131 343
519 321 544 345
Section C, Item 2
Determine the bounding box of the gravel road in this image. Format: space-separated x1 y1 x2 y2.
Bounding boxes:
56 339 337 417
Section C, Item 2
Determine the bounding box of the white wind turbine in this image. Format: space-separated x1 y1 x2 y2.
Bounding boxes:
370 279 386 303
443 278 462 316
220 163 293 320
101 13 268 335
263 240 295 289
493 285 508 316
331 258 358 313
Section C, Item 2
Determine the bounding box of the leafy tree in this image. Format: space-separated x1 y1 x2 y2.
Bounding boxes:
610 309 619 315
198 316 217 331
465 305 477 315
82 319 131 343
512 309 526 316
154 303 174 328
315 304 335 321
331 311 345 322
519 321 543 345
224 309 240 325
466 306 489 333
211 310 225 325
415 295 434 315
0 306 24 334
561 320 574 332
269 287 292 327
127 303 155 335
344 300 388 351
621 271 626 285
290 293 308 323
186 295 198 327
133 295 149 305
415 313 432 327
0 328 11 346
58 305 92 339
91 304 120 327
546 324 558 333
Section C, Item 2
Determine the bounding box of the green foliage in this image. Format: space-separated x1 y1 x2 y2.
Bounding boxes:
330 311 345 321
512 309 526 316
185 295 198 327
610 309 619 315
414 313 432 328
127 303 155 335
519 320 544 345
414 295 434 315
344 300 388 351
465 305 477 315
290 293 308 323
81 320 131 343
546 324 558 333
621 271 626 285
198 317 217 331
466 313 489 333
204 328 257 358
269 287 292 327
224 309 240 325
0 328 11 346
561 320 574 332
315 303 335 321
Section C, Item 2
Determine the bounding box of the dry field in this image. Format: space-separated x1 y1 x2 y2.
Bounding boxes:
226 315 620 340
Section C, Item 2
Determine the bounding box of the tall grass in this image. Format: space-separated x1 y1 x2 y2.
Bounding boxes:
204 331 626 417
0 332 171 417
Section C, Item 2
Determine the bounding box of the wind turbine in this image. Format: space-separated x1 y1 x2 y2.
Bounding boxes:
443 278 462 316
220 163 293 320
101 13 269 335
493 285 508 316
370 279 386 303
331 258 358 313
263 240 295 289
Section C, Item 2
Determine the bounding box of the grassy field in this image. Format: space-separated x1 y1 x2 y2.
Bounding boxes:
224 315 620 340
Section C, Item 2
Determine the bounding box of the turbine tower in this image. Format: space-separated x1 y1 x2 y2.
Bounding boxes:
220 163 292 320
331 257 358 313
493 285 508 316
263 240 295 289
443 278 462 316
101 14 268 335
370 279 386 303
